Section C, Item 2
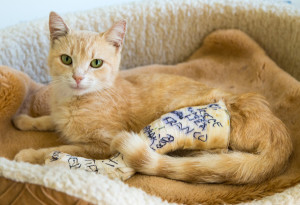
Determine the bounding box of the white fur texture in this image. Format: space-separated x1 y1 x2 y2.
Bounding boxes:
0 0 299 204
0 157 171 205
0 155 299 205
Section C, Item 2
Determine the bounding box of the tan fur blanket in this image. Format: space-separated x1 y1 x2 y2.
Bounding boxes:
0 30 300 204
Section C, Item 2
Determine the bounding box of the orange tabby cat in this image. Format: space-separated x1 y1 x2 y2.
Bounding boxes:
13 12 292 184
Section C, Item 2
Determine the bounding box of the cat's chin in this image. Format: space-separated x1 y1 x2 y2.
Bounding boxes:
71 87 86 91
71 89 89 96
69 86 90 96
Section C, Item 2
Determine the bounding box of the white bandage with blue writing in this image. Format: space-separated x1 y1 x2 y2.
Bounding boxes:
141 100 230 154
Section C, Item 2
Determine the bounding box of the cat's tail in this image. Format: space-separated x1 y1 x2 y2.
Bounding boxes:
112 129 292 184
112 131 300 204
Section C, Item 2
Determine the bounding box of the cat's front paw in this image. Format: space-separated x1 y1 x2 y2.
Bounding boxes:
14 148 46 164
12 114 35 131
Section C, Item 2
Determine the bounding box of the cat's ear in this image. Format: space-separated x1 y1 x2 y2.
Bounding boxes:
104 20 127 48
49 12 69 41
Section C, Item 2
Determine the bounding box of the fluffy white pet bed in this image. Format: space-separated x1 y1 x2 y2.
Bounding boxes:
0 0 299 204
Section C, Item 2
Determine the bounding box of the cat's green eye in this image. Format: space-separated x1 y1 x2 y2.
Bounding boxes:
61 54 72 65
90 59 103 68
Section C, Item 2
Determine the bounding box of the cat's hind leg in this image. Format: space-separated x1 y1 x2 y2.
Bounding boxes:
139 101 231 154
113 94 293 184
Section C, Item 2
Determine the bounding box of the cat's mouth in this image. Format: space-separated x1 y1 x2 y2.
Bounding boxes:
70 84 86 90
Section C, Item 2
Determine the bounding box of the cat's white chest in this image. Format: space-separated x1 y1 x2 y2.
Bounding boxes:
51 100 96 142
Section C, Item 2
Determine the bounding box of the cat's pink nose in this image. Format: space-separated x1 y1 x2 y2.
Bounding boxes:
72 75 84 84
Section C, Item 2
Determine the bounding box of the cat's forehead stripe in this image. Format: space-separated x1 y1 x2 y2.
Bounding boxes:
63 34 96 60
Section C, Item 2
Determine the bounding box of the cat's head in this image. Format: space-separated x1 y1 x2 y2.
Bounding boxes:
48 12 126 96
